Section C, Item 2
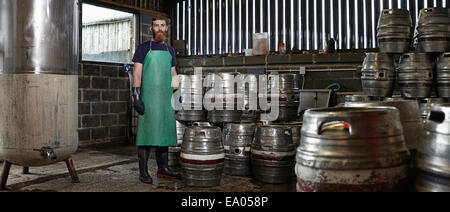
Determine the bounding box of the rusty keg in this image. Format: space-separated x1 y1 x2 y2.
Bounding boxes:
168 121 186 167
180 126 224 187
345 99 423 154
416 8 450 52
377 9 412 53
251 125 296 184
296 107 410 192
205 73 244 123
397 53 434 98
415 104 450 192
437 53 450 98
222 123 256 176
176 74 205 121
361 53 396 97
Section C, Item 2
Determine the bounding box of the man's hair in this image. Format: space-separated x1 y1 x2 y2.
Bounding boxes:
152 17 167 27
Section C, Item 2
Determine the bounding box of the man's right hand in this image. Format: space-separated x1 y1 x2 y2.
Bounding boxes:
132 87 145 115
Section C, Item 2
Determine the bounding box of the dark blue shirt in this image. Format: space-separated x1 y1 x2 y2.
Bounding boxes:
132 41 176 67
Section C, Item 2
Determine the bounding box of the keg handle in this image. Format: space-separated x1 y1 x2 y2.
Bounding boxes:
424 8 433 13
318 121 351 135
383 10 393 15
428 111 446 123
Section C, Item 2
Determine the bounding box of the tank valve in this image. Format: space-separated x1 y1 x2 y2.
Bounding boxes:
33 147 57 160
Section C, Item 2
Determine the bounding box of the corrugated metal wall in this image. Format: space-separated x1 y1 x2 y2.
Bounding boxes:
175 0 449 55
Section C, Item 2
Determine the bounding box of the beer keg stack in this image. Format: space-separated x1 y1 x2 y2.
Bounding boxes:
362 8 450 101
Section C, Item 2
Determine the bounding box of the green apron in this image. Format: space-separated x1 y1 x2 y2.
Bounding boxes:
136 42 177 147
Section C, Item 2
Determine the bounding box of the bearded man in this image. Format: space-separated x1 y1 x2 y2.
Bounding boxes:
131 17 181 184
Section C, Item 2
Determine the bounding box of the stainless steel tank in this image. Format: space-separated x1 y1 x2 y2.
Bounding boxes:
361 53 396 97
0 0 79 167
296 107 410 192
415 104 450 192
377 9 412 53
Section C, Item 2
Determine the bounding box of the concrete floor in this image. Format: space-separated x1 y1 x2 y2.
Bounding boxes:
0 142 296 192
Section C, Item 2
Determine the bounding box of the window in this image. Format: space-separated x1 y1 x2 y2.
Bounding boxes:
82 3 137 64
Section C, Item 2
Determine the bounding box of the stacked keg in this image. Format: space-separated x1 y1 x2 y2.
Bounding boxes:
168 121 186 167
180 126 224 187
415 8 450 53
361 53 396 97
205 72 244 123
296 107 410 192
251 125 296 184
377 9 413 53
222 123 256 176
176 74 205 121
397 53 434 98
241 74 261 122
437 53 450 97
415 104 450 192
263 74 300 122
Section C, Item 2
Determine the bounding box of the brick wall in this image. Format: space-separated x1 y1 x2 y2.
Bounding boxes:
78 63 131 146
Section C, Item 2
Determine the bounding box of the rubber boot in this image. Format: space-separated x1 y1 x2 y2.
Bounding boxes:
138 147 153 184
156 147 181 180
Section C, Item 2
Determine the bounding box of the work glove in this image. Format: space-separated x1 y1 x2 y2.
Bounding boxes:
132 87 145 115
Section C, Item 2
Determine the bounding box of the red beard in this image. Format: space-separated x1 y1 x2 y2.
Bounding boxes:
153 30 166 43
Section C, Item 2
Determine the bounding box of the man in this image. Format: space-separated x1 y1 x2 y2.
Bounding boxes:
132 17 180 184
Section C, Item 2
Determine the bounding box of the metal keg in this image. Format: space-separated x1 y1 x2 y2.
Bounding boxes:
418 98 446 123
437 53 450 98
176 74 205 121
270 122 302 148
251 125 296 184
241 74 262 123
296 107 410 192
345 99 423 154
180 126 224 187
415 104 450 192
416 8 450 53
205 73 244 123
222 123 256 176
397 53 434 98
168 121 186 167
0 0 79 167
377 9 412 53
345 95 370 103
263 74 300 122
361 53 396 97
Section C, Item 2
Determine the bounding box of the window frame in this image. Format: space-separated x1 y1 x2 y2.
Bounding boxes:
79 0 140 65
